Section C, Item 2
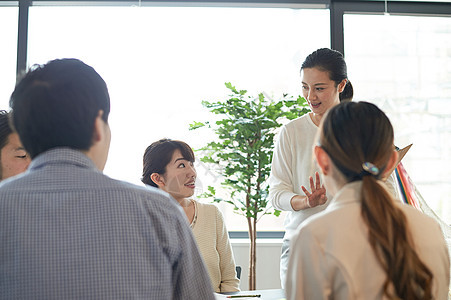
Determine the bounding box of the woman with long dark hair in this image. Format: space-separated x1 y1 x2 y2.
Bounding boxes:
286 101 449 299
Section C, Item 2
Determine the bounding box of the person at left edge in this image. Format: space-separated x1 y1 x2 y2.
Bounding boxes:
0 110 30 181
0 58 215 299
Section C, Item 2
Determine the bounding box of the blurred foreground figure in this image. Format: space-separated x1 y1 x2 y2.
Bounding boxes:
0 110 30 181
286 101 450 300
0 58 215 299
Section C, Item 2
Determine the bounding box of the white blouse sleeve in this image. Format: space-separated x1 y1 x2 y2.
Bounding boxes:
268 126 297 212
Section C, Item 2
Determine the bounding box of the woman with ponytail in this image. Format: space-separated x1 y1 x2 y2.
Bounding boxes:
271 48 400 287
269 48 354 287
286 101 450 299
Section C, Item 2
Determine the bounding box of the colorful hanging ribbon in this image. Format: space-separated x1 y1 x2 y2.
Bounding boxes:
394 161 421 210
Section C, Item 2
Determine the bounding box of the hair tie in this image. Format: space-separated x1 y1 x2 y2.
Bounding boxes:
349 162 380 182
362 162 379 176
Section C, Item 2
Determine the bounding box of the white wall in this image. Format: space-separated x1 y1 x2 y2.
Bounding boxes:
231 239 282 291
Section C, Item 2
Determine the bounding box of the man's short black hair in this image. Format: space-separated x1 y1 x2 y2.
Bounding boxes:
10 58 110 159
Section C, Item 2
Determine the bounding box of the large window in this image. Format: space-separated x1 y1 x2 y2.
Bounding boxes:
344 13 451 224
0 6 18 108
27 5 330 231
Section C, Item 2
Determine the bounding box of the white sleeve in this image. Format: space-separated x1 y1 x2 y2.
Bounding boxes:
268 126 297 212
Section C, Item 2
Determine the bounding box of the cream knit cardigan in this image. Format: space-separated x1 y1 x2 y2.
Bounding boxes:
191 201 240 293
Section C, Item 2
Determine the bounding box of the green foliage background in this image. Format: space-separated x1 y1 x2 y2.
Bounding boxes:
190 82 309 221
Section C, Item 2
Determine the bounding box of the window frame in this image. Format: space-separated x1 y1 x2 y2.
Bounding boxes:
330 1 451 54
14 0 451 77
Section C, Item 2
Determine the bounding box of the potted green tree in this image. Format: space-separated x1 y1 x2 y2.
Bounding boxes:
189 82 309 290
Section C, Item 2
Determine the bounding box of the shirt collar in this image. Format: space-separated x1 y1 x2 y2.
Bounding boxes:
29 147 99 172
327 181 363 211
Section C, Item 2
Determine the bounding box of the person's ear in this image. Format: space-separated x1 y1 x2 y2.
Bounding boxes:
337 79 347 93
86 110 110 171
150 173 165 188
314 145 331 176
92 110 106 143
382 149 399 180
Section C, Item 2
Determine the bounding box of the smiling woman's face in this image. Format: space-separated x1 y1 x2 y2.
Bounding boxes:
0 133 31 181
159 149 197 201
301 67 345 120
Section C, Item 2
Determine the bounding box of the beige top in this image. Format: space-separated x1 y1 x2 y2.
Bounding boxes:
286 181 450 300
191 201 240 293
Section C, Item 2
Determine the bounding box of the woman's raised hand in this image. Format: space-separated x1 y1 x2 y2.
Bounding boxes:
301 172 327 208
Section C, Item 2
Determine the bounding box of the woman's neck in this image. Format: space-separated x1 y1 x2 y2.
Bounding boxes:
327 168 348 197
175 197 195 224
175 197 192 207
309 112 323 127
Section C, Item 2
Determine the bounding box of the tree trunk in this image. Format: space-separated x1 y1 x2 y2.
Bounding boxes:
247 216 257 290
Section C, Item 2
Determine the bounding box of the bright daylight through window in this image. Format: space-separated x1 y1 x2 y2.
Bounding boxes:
345 13 451 225
24 5 330 231
0 7 18 108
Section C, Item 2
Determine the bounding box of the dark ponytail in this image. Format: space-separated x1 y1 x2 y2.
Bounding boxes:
319 101 433 299
339 80 353 102
301 48 353 102
360 176 433 300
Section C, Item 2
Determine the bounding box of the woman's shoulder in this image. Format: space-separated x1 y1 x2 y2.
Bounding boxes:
194 201 226 229
194 200 221 214
277 113 317 147
397 203 432 222
396 203 445 240
284 113 314 132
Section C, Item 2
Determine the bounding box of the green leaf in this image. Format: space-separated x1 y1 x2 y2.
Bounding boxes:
190 83 309 228
207 186 216 196
189 121 205 130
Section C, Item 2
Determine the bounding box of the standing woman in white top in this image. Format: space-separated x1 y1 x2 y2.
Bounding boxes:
286 101 450 299
141 139 240 293
269 48 352 287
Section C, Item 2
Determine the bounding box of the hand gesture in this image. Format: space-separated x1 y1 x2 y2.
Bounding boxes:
301 172 327 208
